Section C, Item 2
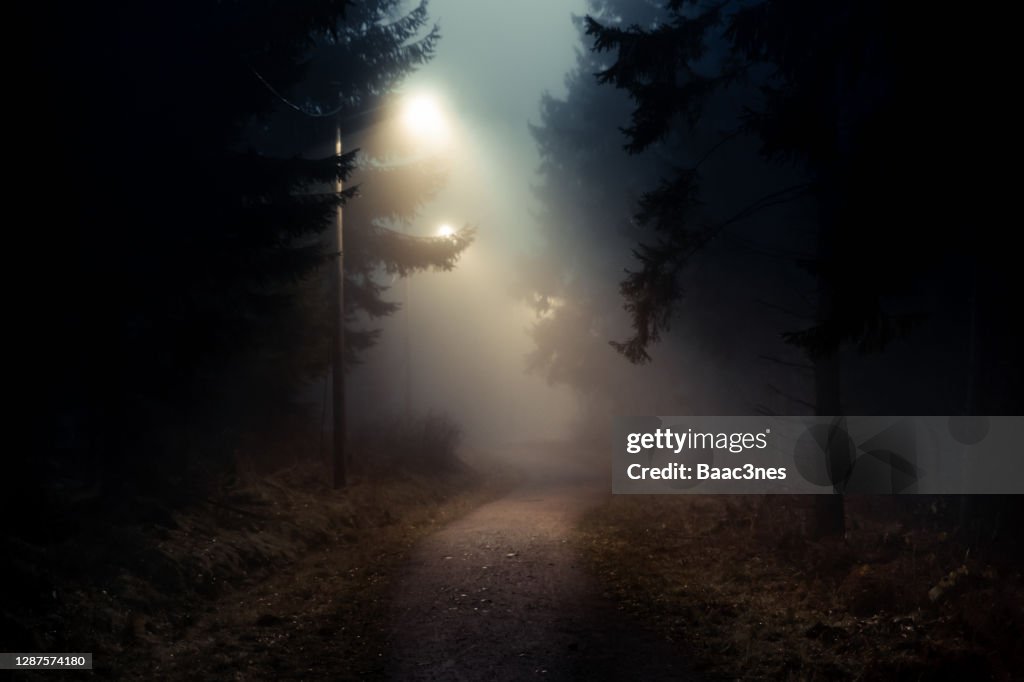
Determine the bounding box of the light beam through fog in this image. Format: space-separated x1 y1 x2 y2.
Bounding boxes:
349 0 587 448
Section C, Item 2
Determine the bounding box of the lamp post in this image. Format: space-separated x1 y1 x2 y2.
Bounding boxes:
331 93 450 489
332 124 347 488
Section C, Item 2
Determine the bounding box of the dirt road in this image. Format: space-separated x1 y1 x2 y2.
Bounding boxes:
386 443 695 680
123 443 694 680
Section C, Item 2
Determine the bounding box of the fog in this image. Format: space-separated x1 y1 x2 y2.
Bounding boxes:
347 0 997 458
346 0 811 452
16 4 1020 675
348 0 588 447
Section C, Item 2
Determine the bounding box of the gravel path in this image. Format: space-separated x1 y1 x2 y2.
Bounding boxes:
387 443 696 681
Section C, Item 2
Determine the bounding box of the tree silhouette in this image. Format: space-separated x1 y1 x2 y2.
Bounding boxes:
523 0 687 423
584 0 1002 535
24 0 470 502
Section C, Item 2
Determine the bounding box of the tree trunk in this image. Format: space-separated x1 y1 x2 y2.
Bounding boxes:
808 190 846 539
958 256 979 534
809 346 846 538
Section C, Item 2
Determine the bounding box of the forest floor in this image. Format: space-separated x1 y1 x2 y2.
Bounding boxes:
576 495 1024 680
3 442 698 681
6 446 1021 680
2 458 503 680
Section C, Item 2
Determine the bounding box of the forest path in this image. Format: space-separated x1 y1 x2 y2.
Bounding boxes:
386 442 696 681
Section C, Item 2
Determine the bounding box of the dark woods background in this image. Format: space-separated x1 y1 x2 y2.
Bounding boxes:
14 1 470 524
9 2 1023 545
521 0 1021 534
3 0 1023 676
526 0 1019 417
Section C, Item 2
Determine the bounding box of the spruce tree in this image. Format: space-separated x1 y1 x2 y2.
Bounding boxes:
584 0 995 535
28 0 470 498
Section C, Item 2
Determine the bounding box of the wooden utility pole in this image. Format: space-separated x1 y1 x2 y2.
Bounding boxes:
332 125 347 488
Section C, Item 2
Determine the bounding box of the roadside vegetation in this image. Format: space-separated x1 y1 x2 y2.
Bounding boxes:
2 414 505 680
576 495 1023 680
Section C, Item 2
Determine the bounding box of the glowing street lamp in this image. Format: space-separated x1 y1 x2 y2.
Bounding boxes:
400 94 450 146
248 74 457 488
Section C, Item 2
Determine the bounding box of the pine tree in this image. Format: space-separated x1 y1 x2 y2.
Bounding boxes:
523 0 680 420
583 1 995 535
28 0 470 497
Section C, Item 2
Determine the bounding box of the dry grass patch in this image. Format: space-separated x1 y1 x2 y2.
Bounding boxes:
576 495 1023 680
